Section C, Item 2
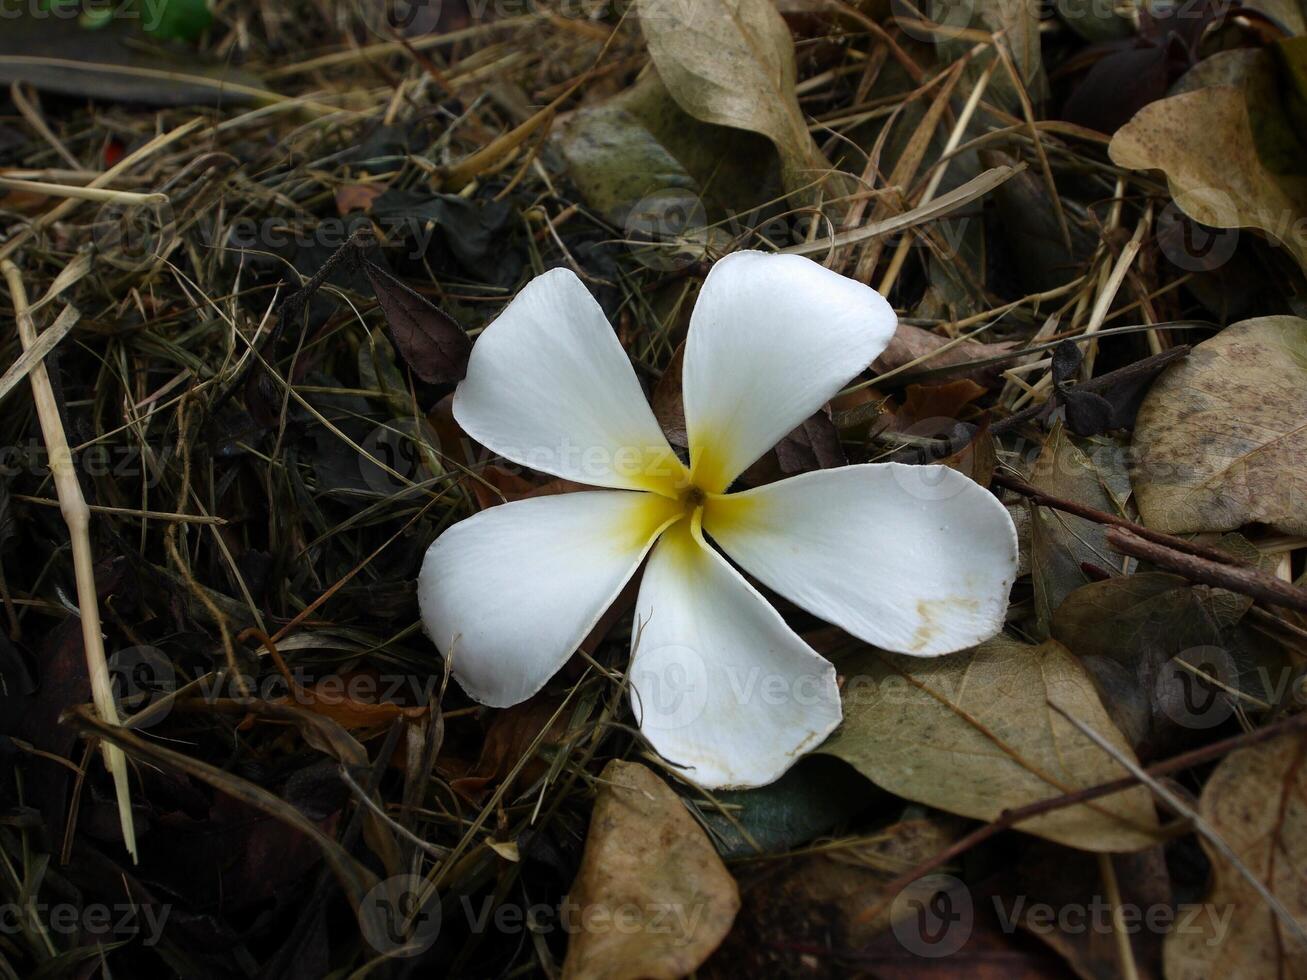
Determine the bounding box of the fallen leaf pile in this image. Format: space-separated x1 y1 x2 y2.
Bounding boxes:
4 1 1307 977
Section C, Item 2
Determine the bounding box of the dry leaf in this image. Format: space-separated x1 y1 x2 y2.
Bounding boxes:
635 0 842 203
1131 316 1307 535
874 324 1015 386
269 671 428 733
562 760 740 980
821 637 1162 852
893 379 988 430
335 184 384 215
363 260 471 385
447 693 568 802
1109 82 1307 271
1163 733 1307 980
1028 423 1118 634
466 465 589 509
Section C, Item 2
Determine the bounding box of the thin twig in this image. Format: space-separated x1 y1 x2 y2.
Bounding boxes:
994 473 1245 567
1106 527 1307 614
2 259 138 862
1049 701 1307 950
853 708 1307 928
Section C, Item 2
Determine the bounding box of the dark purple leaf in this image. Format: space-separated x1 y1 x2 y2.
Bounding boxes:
363 260 470 385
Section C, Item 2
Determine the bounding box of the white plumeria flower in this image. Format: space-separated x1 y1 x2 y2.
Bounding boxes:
419 251 1018 788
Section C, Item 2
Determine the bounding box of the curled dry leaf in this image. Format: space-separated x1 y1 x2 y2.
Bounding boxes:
820 637 1162 852
1164 733 1307 980
1108 76 1307 271
635 0 844 205
1131 316 1307 535
562 760 740 980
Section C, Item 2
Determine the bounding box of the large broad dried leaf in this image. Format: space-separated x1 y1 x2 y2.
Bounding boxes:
1109 82 1307 270
821 637 1161 852
1164 734 1307 980
635 0 839 202
1050 573 1232 756
562 760 740 980
876 324 1015 386
363 260 470 385
1132 316 1307 535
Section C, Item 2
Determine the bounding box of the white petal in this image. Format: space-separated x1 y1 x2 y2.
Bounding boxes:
704 463 1019 656
682 252 896 492
629 521 842 788
454 268 686 495
419 490 680 707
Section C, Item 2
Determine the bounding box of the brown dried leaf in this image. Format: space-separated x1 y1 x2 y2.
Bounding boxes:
447 693 568 802
1006 843 1172 980
874 323 1015 386
821 637 1162 852
1164 733 1307 979
363 260 470 384
1132 316 1307 535
1109 82 1307 271
707 815 966 974
269 669 428 734
634 0 843 204
892 379 988 430
335 184 384 215
562 760 740 980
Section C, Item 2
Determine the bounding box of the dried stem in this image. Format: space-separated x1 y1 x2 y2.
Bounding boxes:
1 259 138 862
1105 527 1307 614
1050 702 1307 950
994 472 1249 566
853 708 1307 929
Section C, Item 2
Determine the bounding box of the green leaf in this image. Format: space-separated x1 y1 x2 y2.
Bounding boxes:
698 756 869 859
134 0 212 41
